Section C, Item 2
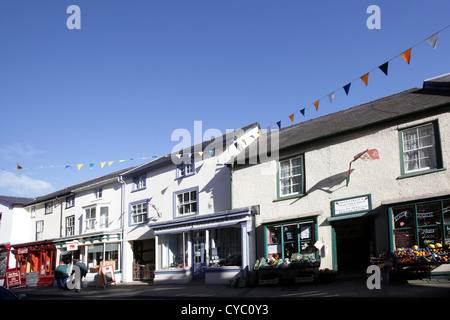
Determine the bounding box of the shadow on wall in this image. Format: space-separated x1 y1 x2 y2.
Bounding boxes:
306 169 354 195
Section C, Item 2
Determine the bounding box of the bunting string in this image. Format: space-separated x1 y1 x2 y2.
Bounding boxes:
6 26 450 172
261 25 449 134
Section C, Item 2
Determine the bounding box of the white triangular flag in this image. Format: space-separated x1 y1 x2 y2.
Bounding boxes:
328 92 335 103
426 32 439 49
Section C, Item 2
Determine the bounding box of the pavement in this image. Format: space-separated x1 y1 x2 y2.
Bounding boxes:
9 276 450 300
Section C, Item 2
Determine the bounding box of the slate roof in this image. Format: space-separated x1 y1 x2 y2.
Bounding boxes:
230 74 450 164
25 167 133 206
0 196 34 206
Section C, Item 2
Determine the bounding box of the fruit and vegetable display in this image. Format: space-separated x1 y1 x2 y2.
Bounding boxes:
393 243 450 265
253 254 320 271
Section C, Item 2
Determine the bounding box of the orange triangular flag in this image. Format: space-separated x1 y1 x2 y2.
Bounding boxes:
313 100 319 111
17 164 23 170
258 131 263 137
401 48 412 64
360 73 369 86
289 113 295 123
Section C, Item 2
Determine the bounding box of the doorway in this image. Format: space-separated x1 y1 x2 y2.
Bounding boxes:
334 217 372 275
193 231 206 279
132 239 155 281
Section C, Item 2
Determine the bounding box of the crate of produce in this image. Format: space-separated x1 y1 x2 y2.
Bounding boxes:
410 248 436 264
393 250 414 265
430 247 450 263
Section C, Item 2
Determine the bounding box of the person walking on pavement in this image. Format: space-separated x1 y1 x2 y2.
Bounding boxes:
73 259 88 292
54 261 70 290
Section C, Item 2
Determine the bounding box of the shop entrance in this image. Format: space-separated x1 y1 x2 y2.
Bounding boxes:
334 217 372 275
193 231 206 279
132 239 155 281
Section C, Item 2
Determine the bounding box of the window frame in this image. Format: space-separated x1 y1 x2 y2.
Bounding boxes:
389 198 450 251
176 155 195 179
36 220 44 241
85 207 96 232
398 121 444 178
66 215 75 236
129 200 149 226
45 202 53 214
132 174 147 192
173 187 199 218
276 154 305 201
264 217 318 260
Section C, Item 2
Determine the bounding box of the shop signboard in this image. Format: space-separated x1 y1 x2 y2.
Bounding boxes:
331 194 372 217
6 270 21 288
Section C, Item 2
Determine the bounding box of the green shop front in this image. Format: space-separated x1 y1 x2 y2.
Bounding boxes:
388 195 450 279
54 231 122 284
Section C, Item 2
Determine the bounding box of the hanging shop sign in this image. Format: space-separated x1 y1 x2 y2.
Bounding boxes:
331 194 372 216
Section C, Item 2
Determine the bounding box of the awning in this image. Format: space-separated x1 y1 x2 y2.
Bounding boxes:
327 209 380 222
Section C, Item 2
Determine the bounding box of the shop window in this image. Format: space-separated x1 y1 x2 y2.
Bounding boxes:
277 155 304 199
209 226 242 267
391 199 449 250
158 232 189 269
265 219 317 260
87 243 121 273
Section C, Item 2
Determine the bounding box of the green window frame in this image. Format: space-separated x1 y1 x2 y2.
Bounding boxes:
264 217 318 260
398 121 444 178
276 154 305 201
388 198 450 251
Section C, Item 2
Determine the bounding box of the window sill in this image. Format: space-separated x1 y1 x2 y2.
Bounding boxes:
175 172 195 180
131 187 146 193
174 212 199 219
273 193 306 203
397 167 446 180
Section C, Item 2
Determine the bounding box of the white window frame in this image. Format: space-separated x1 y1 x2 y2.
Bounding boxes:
278 155 304 198
66 215 75 236
130 202 148 225
133 174 146 191
45 202 53 214
401 123 438 174
174 188 198 218
36 220 44 240
99 207 109 229
85 207 96 231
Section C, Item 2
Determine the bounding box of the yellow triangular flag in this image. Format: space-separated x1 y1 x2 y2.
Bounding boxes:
360 73 369 86
77 164 83 170
401 48 412 64
108 161 114 166
313 100 319 111
258 131 263 137
17 164 23 170
289 113 295 123
198 151 204 156
100 162 106 168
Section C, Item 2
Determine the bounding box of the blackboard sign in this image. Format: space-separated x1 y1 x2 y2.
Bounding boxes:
26 271 39 286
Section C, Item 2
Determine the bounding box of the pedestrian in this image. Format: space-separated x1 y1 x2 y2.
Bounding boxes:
73 259 88 292
54 261 70 290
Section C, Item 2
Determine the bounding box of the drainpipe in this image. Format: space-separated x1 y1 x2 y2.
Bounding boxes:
230 163 234 209
118 175 126 283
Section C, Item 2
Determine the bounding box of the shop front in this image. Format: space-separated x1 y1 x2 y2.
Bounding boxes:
151 206 257 284
0 244 12 286
10 241 56 286
54 232 122 285
388 195 450 279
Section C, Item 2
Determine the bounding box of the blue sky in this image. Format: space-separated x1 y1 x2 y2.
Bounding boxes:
0 1 449 197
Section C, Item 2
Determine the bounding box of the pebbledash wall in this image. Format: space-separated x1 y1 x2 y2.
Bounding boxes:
230 77 450 276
